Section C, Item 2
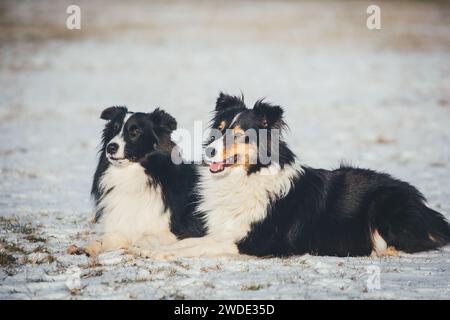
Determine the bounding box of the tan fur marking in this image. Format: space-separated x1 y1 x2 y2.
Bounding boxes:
223 141 257 167
232 125 243 135
428 233 438 243
218 125 258 167
378 246 400 257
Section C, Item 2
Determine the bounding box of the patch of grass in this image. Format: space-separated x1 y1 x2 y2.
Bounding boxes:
80 257 102 269
69 288 84 296
241 284 265 291
160 291 186 300
298 259 309 266
21 254 56 265
167 268 178 277
25 234 46 243
151 266 166 274
32 245 49 253
0 217 35 235
115 278 135 284
173 260 191 270
43 255 56 264
82 270 103 278
172 292 186 300
0 238 27 254
200 264 223 273
0 250 17 267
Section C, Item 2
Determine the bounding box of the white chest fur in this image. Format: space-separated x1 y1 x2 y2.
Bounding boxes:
197 163 302 242
97 163 175 244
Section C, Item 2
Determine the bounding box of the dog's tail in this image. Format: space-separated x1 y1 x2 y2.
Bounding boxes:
389 205 450 253
374 186 450 253
421 207 450 248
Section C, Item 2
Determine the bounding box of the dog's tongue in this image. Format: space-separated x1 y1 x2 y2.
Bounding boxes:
209 162 224 173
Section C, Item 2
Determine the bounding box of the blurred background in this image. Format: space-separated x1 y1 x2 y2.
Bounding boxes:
0 0 449 223
1 0 450 300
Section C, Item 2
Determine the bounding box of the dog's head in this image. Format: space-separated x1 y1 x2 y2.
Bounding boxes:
99 106 177 166
204 93 290 175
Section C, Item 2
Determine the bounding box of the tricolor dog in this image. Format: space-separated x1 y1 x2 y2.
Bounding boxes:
141 93 450 259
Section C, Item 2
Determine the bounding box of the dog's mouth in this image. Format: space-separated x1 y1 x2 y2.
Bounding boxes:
209 162 226 173
209 155 238 173
107 155 130 166
107 153 141 165
109 156 126 161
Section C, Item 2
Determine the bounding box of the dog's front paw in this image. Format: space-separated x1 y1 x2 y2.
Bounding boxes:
133 248 176 260
125 246 153 258
125 246 178 260
67 245 88 256
149 251 177 261
67 244 98 257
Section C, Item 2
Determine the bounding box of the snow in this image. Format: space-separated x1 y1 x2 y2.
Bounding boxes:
1 0 450 299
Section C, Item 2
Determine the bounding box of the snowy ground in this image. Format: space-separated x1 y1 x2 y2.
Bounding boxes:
1 0 450 299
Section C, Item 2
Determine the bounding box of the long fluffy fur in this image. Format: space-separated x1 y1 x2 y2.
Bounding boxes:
91 107 205 252
198 94 450 257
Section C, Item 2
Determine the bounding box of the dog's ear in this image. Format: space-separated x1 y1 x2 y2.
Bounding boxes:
149 108 177 133
253 100 284 129
216 92 245 112
100 106 128 120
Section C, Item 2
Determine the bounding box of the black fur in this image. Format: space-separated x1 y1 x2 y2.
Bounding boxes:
238 166 450 257
209 93 450 257
91 106 205 238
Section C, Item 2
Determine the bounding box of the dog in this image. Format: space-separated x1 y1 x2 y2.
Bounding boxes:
141 93 450 259
68 106 205 257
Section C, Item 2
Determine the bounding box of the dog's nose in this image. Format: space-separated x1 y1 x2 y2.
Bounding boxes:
206 147 216 158
107 143 119 155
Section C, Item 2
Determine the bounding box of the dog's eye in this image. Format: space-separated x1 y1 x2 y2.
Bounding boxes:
208 136 215 143
129 126 141 139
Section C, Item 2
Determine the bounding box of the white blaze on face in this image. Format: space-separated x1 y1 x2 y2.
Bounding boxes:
229 112 242 128
107 113 132 165
207 135 225 162
205 112 243 173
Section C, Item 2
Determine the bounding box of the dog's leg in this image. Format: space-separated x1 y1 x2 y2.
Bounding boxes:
137 237 239 260
68 232 131 257
128 236 202 257
377 246 401 257
128 232 178 256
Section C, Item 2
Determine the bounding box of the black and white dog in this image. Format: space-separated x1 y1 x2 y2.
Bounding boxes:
69 106 205 256
143 93 450 259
